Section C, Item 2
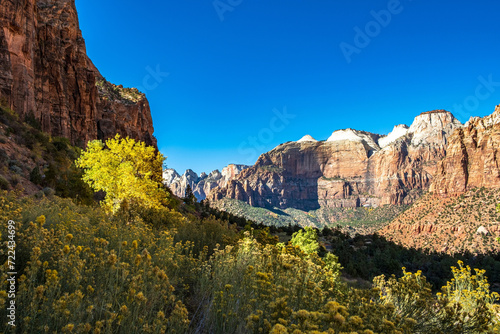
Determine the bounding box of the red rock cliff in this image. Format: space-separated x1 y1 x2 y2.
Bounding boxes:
430 105 500 196
0 0 156 146
378 106 500 255
208 110 462 211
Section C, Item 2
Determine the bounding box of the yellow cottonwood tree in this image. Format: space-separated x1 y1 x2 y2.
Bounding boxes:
76 134 167 213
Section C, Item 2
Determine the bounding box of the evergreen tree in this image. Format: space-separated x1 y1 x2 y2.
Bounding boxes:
184 184 196 205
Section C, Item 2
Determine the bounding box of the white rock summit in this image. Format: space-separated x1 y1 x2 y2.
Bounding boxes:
162 169 181 185
378 124 409 148
408 110 462 146
289 110 461 152
327 129 380 151
297 135 318 143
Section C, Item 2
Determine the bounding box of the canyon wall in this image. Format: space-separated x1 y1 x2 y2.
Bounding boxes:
0 0 155 146
208 110 462 211
430 105 500 196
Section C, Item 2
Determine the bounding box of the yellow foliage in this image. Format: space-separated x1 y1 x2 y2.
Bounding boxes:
374 264 499 333
1 192 499 333
75 134 167 214
0 195 191 333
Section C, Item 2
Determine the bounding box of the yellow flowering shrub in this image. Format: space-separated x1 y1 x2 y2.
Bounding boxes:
375 263 499 333
439 261 499 332
196 235 408 333
0 196 191 333
1 191 499 333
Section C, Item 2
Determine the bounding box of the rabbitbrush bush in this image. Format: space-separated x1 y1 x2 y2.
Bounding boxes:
195 235 425 333
374 265 499 333
1 191 499 333
0 195 191 333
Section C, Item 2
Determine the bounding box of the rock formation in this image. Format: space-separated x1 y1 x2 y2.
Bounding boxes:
0 0 156 146
374 105 500 255
430 105 500 196
163 164 249 200
208 110 462 211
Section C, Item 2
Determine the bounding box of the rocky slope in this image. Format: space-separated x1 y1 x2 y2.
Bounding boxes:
379 188 500 255
379 104 500 254
208 110 462 211
0 0 155 146
163 164 249 200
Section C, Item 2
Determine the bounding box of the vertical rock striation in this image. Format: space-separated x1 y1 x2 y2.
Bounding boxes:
431 105 500 196
163 164 250 200
0 0 156 146
208 110 463 210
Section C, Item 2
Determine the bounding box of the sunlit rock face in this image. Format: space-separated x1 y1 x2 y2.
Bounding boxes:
208 110 464 211
163 164 250 200
431 105 500 196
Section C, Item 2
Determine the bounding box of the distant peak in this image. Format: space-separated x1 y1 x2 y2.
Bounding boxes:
408 109 462 146
465 103 500 128
184 169 198 178
297 135 318 143
394 124 410 129
419 109 451 116
327 129 380 151
378 124 409 148
327 129 358 142
162 169 181 185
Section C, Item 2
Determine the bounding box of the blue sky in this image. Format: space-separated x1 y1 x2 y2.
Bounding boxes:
76 0 500 175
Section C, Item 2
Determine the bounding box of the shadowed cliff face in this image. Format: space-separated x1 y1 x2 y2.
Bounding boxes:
208 110 463 211
0 0 156 147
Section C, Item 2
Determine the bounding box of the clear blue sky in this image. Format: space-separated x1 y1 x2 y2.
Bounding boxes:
76 0 500 175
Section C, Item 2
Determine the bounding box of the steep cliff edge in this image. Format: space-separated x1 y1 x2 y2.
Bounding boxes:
379 105 500 254
0 0 156 146
430 105 500 196
208 110 462 211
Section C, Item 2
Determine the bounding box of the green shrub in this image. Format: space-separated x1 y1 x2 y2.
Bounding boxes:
29 166 42 185
290 226 319 254
8 160 22 175
24 111 41 130
0 149 8 165
0 175 9 190
42 187 55 197
9 174 20 187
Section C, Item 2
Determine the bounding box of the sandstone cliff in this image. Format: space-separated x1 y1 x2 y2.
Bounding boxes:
378 105 500 254
430 105 500 196
208 110 462 211
0 0 155 146
163 164 249 200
